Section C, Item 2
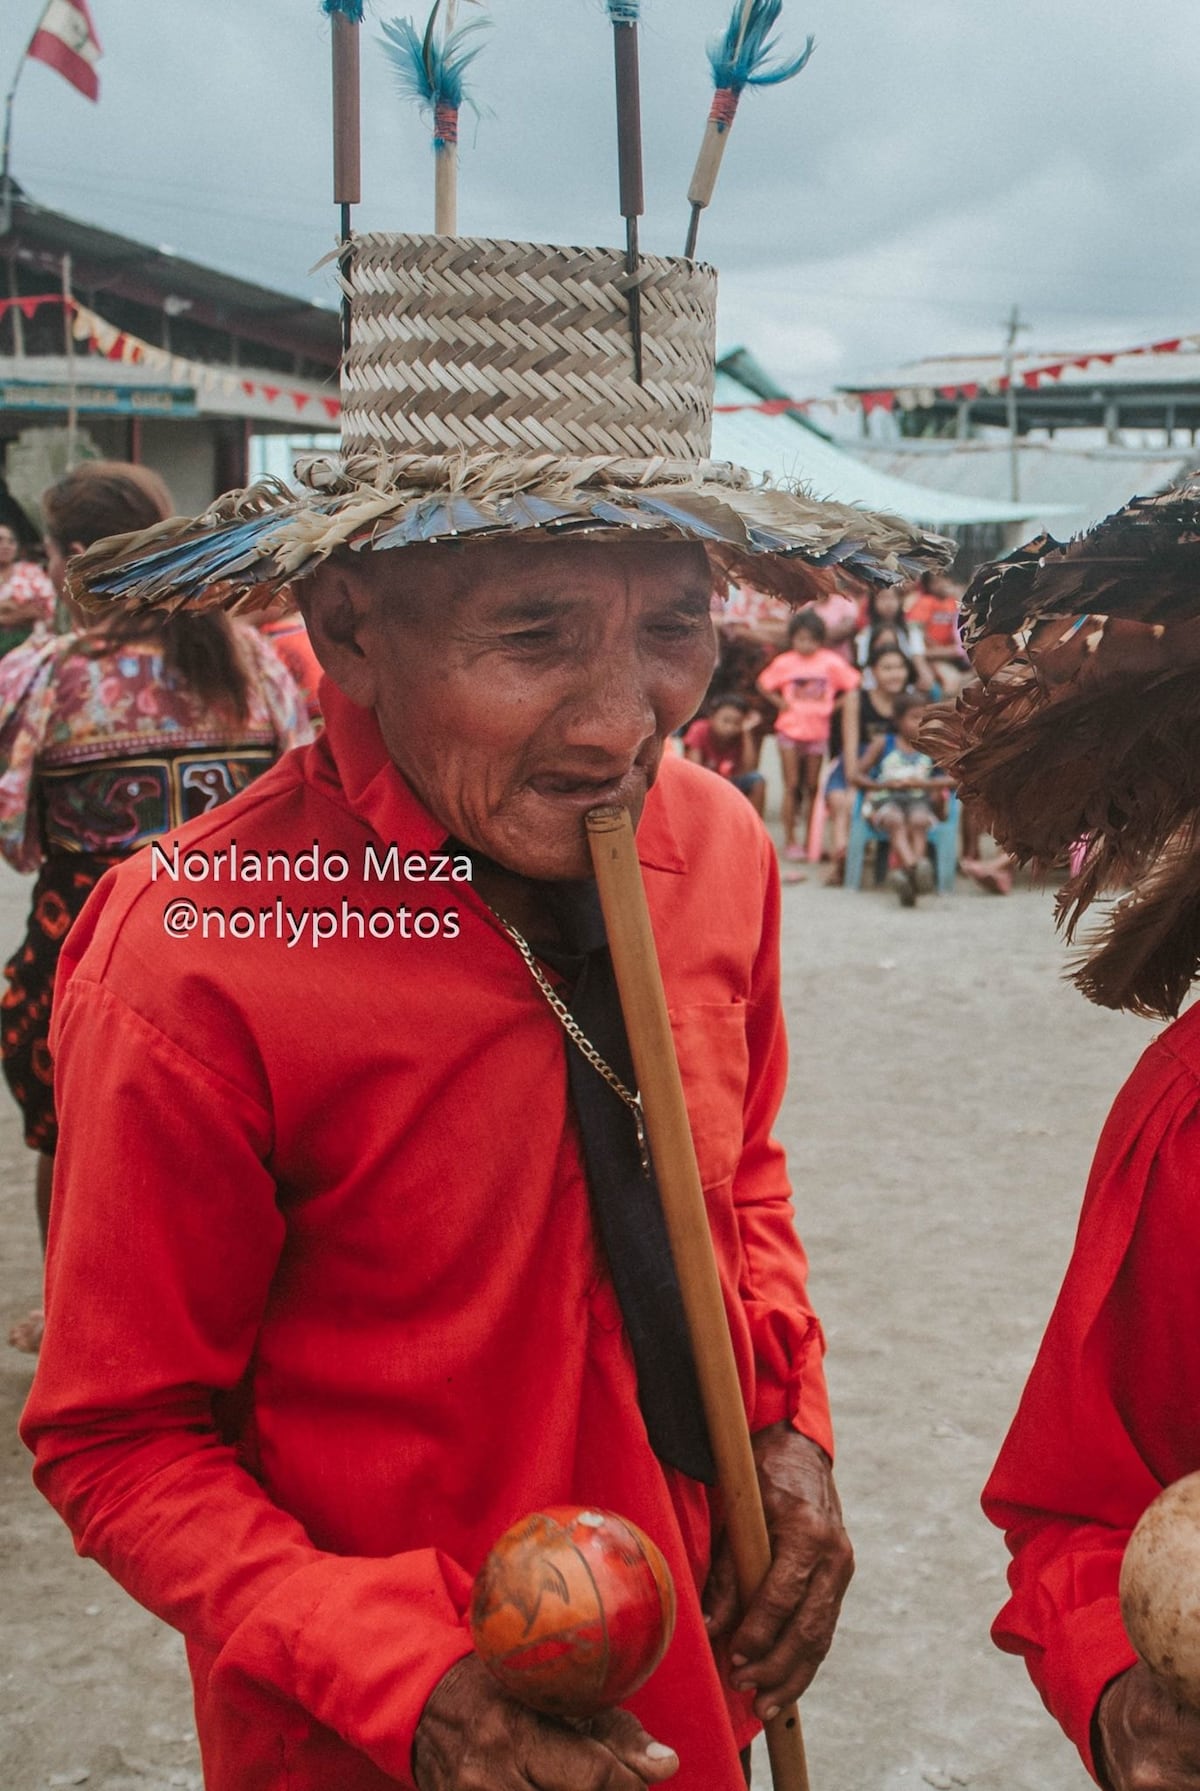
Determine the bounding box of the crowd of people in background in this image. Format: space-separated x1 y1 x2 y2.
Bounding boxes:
700 565 991 906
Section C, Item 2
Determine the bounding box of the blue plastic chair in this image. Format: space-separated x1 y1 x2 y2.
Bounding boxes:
844 787 959 893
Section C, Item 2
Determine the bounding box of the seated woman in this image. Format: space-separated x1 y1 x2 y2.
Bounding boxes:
2 461 313 1352
854 584 932 690
823 642 915 885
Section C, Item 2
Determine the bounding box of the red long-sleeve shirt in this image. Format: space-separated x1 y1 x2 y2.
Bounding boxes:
983 1005 1200 1780
22 683 832 1791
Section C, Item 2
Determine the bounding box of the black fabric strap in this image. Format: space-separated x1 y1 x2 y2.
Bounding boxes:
534 878 716 1485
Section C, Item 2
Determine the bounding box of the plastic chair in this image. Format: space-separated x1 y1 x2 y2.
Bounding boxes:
844 787 959 893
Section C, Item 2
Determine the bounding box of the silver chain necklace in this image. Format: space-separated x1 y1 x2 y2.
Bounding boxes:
489 910 651 1177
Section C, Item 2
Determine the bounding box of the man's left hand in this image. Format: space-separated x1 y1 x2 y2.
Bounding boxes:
702 1426 853 1721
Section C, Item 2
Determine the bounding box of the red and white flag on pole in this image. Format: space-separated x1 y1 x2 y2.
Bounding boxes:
28 0 102 103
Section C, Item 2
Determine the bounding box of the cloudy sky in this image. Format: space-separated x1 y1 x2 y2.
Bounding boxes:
9 0 1200 400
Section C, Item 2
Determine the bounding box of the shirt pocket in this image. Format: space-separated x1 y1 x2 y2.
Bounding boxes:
667 999 750 1190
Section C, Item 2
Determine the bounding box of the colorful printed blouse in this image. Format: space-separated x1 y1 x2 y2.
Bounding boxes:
0 626 313 871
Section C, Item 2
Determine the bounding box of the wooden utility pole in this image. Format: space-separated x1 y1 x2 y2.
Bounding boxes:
62 253 77 468
1002 304 1028 503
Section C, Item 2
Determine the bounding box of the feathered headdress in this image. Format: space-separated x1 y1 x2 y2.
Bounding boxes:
928 475 1200 1018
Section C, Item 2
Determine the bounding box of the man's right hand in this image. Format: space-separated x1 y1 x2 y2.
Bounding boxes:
413 1654 680 1790
1096 1661 1200 1789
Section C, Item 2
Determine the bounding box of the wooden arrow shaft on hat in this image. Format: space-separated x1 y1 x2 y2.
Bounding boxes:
329 7 361 354
609 7 645 385
585 805 811 1791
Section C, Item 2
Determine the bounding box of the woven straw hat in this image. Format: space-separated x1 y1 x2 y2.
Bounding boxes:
69 231 952 614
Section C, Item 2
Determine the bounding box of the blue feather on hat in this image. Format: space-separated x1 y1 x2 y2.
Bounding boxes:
381 6 489 145
322 0 366 21
709 0 813 95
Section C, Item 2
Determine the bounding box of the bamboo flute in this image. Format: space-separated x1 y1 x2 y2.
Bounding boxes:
585 805 811 1791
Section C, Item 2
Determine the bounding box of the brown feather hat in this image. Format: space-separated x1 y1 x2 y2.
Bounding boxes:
928 474 1200 1018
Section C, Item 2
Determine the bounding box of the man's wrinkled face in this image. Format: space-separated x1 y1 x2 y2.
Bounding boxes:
323 537 718 881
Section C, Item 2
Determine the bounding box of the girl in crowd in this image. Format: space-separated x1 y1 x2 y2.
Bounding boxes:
854 584 933 690
0 520 55 657
824 642 916 884
757 607 860 867
1 461 312 1353
905 569 971 696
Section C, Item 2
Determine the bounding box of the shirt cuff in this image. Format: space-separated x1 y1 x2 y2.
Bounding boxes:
746 1306 834 1460
1033 1595 1138 1785
211 1548 476 1784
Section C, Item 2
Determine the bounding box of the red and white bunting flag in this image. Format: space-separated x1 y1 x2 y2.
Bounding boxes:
28 0 102 102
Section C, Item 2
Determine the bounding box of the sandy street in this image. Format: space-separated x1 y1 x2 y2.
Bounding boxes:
0 848 1153 1791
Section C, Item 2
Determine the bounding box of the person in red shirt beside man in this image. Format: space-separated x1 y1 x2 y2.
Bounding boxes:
19 223 950 1791
683 694 766 814
934 479 1200 1791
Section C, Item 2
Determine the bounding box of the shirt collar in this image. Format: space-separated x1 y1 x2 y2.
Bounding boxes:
316 676 686 876
317 678 447 855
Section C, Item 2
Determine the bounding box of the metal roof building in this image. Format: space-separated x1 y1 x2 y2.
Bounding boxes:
710 350 1047 564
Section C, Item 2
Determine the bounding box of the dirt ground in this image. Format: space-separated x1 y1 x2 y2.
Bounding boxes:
0 841 1154 1791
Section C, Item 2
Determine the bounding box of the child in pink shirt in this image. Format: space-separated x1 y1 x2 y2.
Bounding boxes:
758 608 860 863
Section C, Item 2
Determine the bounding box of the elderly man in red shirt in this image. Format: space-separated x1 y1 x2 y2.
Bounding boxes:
21 229 949 1791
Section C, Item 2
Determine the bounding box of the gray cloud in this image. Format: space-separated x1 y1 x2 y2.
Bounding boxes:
11 0 1200 396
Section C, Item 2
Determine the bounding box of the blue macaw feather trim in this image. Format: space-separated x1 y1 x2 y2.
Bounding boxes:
85 511 312 604
322 0 365 22
606 1 642 21
708 0 814 95
372 495 498 546
380 8 489 124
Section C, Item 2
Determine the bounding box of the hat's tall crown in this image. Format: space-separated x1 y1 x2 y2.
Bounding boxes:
341 234 717 461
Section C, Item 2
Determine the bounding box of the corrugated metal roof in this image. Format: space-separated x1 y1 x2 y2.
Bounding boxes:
710 370 1042 527
851 439 1197 540
844 349 1200 393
